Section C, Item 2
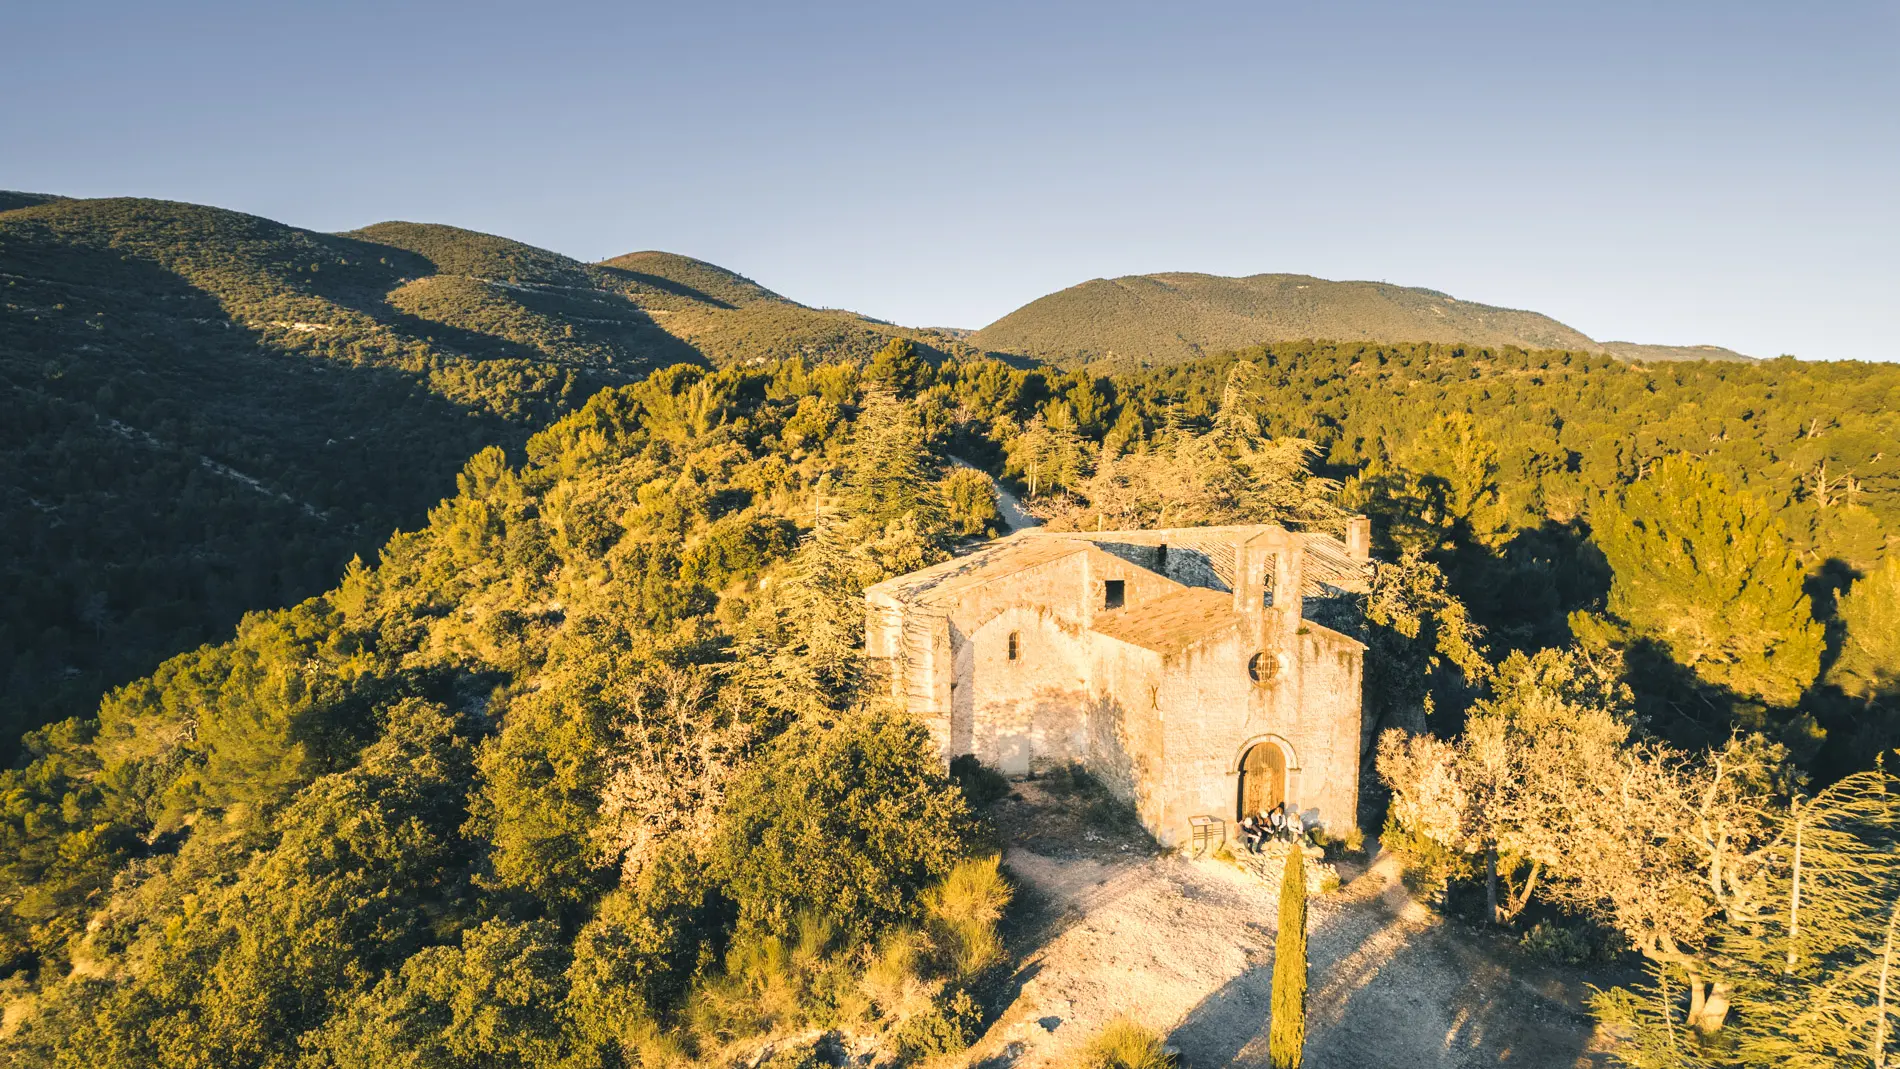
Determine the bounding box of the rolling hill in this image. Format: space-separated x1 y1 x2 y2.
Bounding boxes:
971 271 1756 367
0 197 649 752
1599 340 1759 363
0 195 981 752
594 248 983 366
597 249 789 309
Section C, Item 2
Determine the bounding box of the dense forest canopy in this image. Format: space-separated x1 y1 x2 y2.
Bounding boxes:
0 356 1017 1067
982 342 1897 767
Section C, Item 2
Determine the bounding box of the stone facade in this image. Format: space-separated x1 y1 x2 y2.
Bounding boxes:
864 520 1373 847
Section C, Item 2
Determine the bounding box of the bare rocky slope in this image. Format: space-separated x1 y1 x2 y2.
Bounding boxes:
973 271 1755 367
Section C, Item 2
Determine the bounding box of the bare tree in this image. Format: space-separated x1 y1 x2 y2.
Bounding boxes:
594 663 754 882
1379 648 1802 1035
1596 761 1900 1065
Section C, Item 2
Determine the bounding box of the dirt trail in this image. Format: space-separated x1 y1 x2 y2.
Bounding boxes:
964 783 1616 1069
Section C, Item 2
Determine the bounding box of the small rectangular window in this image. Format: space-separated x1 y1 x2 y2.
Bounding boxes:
1007 631 1020 661
1104 579 1125 610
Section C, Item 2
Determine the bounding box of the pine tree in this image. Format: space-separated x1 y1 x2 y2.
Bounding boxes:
1269 846 1308 1069
941 468 1001 536
1591 454 1824 707
1004 413 1090 499
1405 412 1508 546
731 484 869 718
864 337 932 396
1830 554 1900 703
849 386 941 530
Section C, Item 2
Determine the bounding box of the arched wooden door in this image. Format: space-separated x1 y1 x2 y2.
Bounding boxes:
1238 742 1287 819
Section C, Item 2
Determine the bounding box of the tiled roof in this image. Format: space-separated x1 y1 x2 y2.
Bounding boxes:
862 533 1090 605
1088 588 1242 653
1299 535 1372 596
864 522 1372 607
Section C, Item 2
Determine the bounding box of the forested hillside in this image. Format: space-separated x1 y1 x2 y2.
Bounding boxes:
5 192 1810 763
973 271 1756 368
0 198 659 756
0 196 967 757
0 358 1012 1067
5 188 1899 1068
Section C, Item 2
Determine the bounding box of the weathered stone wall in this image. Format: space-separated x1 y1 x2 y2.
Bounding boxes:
920 548 1186 775
1089 622 1365 848
957 606 1092 774
1083 636 1171 827
1080 530 1238 593
1295 627 1367 827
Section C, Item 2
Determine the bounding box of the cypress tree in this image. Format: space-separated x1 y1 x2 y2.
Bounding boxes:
1269 846 1308 1069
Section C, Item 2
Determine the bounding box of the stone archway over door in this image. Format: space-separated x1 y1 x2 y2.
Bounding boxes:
1238 741 1286 819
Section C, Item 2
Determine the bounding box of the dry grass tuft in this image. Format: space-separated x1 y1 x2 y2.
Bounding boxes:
924 854 1011 977
1065 1017 1177 1069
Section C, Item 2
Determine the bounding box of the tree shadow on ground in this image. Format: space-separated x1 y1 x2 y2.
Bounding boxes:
1445 518 1611 653
1167 910 1613 1068
594 265 739 309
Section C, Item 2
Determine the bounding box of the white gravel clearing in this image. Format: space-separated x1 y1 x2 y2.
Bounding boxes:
965 783 1616 1068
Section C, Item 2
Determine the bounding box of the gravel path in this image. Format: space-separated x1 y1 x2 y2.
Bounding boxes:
964 784 1617 1069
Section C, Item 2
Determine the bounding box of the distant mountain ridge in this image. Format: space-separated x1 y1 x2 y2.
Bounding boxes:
1599 340 1758 363
972 271 1756 367
0 191 67 213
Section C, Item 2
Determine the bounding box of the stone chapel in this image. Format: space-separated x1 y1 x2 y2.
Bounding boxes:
863 520 1374 847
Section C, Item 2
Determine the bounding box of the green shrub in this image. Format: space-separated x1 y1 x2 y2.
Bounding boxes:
758 1043 826 1069
1517 919 1625 965
1307 824 1367 859
712 706 982 938
893 988 982 1062
1518 922 1594 965
942 468 1002 536
1380 810 1469 900
861 926 931 1021
687 912 857 1046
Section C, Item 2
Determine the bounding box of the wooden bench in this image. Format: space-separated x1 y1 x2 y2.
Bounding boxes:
1188 814 1225 857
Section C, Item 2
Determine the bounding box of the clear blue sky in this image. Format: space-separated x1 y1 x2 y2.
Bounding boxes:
6 1 1896 360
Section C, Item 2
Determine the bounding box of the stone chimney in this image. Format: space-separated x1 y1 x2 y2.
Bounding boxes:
1345 515 1372 563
